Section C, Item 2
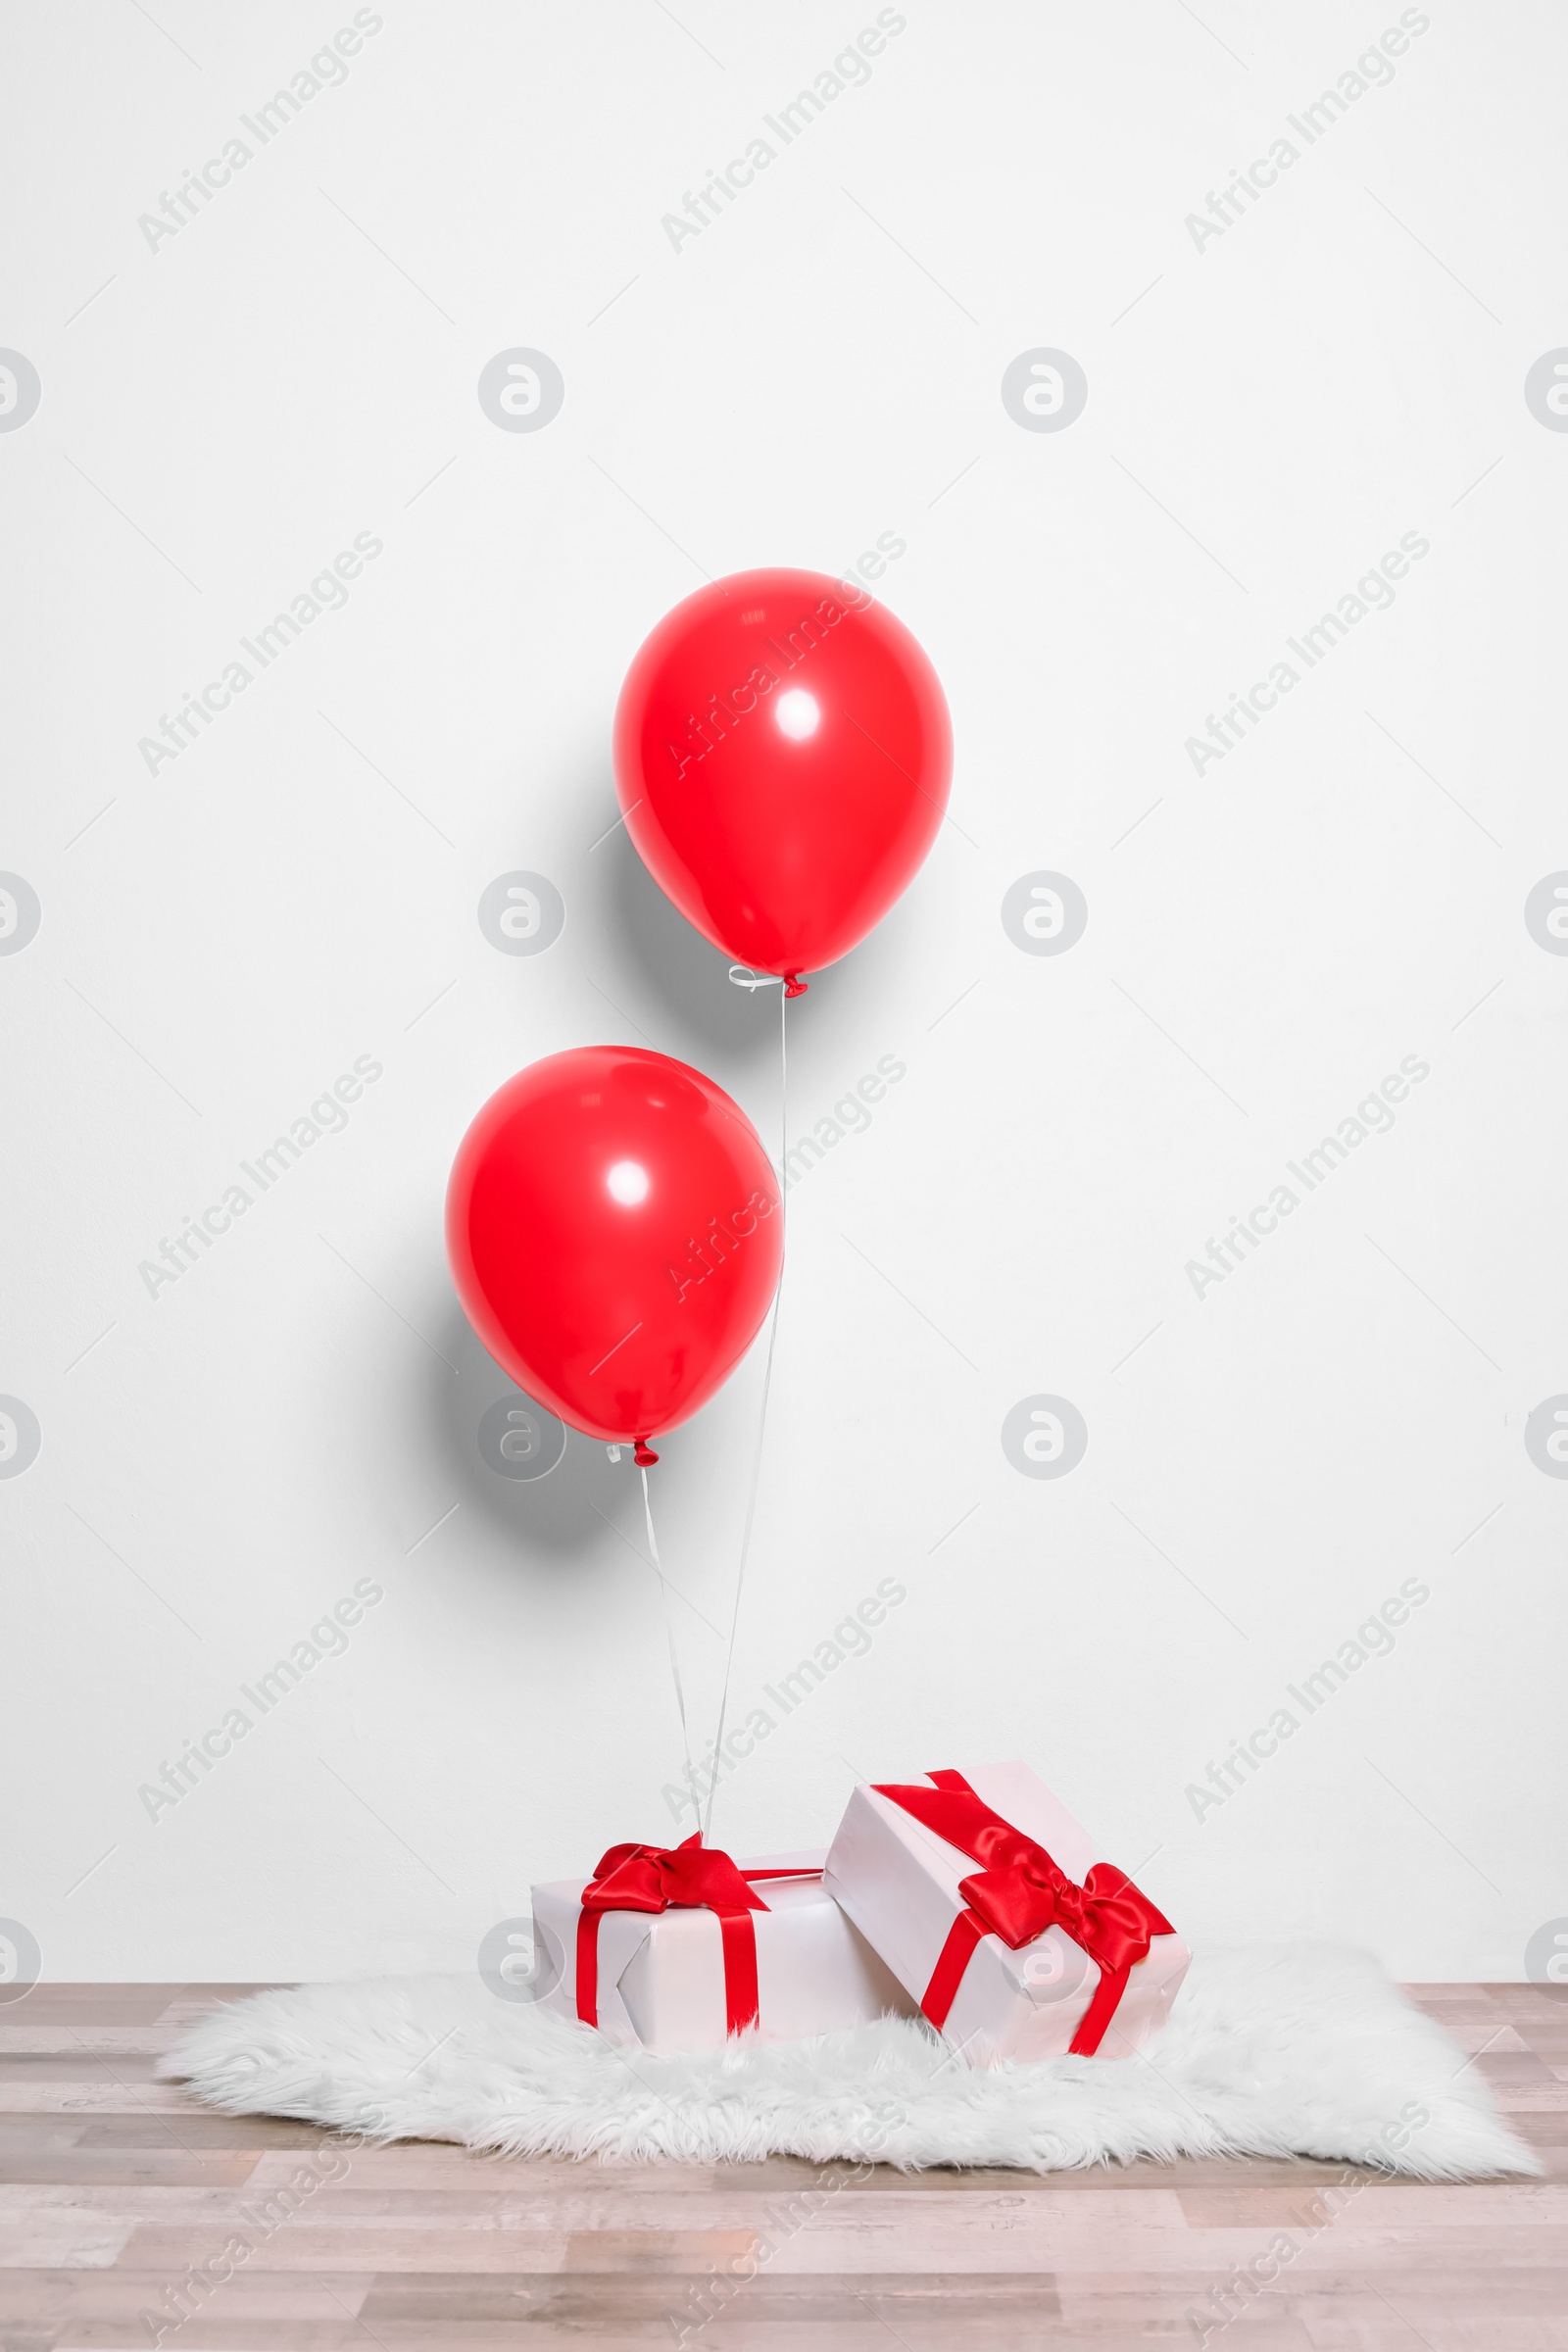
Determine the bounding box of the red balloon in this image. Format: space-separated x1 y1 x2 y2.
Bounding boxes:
446 1047 781 1453
613 567 952 985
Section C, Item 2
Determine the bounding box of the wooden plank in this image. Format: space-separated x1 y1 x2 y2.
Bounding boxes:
110 2224 573 2273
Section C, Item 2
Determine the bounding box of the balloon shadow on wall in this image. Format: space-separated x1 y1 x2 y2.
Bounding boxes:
423 1297 646 1566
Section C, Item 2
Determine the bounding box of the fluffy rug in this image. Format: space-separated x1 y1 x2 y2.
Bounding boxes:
163 1943 1536 2178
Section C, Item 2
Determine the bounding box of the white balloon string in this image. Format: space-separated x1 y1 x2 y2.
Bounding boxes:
641 1463 698 1830
704 979 787 1846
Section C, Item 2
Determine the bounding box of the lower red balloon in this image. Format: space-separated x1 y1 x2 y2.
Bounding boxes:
446 1047 781 1448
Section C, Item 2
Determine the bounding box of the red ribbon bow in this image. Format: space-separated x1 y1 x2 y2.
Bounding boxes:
576 1833 812 2037
874 1770 1174 2056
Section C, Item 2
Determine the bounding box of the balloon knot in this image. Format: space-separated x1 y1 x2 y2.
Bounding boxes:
784 972 808 999
634 1439 660 1467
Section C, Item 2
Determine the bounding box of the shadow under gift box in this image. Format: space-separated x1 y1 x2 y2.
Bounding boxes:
530 1850 917 2054
823 1763 1191 2067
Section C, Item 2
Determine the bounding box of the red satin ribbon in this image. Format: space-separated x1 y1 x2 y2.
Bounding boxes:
575 1833 816 2037
873 1770 1174 2056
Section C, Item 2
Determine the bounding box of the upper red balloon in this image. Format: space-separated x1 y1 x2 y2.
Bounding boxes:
446 1046 782 1448
613 568 953 983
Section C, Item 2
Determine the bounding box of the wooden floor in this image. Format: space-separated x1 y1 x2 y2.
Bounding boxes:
0 1985 1563 2349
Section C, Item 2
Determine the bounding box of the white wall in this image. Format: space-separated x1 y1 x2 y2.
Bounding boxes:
3 0 1564 1989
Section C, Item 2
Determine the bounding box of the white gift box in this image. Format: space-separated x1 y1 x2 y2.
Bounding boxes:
530 1848 917 2054
823 1763 1190 2067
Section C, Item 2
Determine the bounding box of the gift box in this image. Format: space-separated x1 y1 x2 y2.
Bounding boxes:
530 1832 917 2053
823 1763 1189 2067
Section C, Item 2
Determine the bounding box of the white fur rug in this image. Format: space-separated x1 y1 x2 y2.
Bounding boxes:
163 1944 1536 2179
